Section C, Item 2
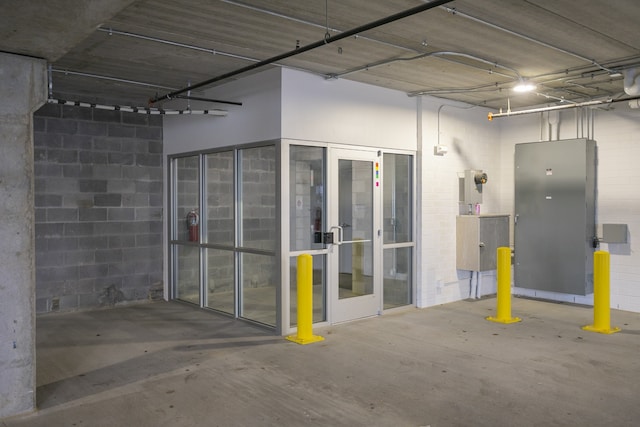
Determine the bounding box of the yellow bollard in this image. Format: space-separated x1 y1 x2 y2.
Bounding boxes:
486 247 521 324
286 254 324 345
582 251 621 334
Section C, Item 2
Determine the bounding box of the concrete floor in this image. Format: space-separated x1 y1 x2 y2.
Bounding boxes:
4 297 640 427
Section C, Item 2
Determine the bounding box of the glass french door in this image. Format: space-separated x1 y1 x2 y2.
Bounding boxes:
328 149 381 323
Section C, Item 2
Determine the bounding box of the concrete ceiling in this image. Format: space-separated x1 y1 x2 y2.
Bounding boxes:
3 0 640 111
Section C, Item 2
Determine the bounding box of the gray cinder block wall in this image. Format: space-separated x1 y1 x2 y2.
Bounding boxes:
33 103 164 313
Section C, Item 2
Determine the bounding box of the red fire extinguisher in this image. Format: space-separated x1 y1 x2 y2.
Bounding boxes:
186 209 199 242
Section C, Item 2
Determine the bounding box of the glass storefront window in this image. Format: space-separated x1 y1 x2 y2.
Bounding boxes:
240 252 277 327
289 146 325 251
171 144 279 328
175 244 200 304
175 156 200 242
383 247 412 309
290 254 326 326
383 154 412 244
238 146 276 251
170 144 414 330
206 248 235 314
382 153 413 309
338 159 374 299
206 151 234 246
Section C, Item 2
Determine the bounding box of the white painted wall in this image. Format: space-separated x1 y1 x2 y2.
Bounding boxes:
417 97 502 307
499 105 640 313
281 68 416 150
163 67 282 155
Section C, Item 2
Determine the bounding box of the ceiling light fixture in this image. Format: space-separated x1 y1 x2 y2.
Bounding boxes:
513 79 536 93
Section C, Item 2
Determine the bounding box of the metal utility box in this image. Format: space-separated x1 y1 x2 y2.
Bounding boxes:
456 214 510 271
514 138 596 295
602 224 628 244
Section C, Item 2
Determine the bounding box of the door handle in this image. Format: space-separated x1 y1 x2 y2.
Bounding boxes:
330 225 343 245
342 239 372 244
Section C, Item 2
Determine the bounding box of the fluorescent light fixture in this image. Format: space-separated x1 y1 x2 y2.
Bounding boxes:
513 80 536 93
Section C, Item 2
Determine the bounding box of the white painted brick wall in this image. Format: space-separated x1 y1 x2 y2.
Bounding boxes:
419 98 502 307
418 99 640 313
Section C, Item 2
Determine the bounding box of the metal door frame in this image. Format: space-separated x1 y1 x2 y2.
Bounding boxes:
327 148 382 323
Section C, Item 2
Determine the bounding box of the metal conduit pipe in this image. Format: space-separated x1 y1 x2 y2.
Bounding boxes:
98 3 640 104
414 56 639 100
546 85 596 101
413 83 505 95
433 52 521 78
512 55 640 83
437 102 476 147
563 79 615 94
98 27 330 82
487 95 640 120
535 92 579 104
98 27 260 63
430 55 517 80
412 68 621 101
442 6 617 75
150 0 454 104
51 68 243 106
102 18 632 99
445 7 615 73
413 73 605 105
99 2 533 97
330 50 521 81
173 95 242 106
220 0 421 54
224 0 622 85
52 68 177 90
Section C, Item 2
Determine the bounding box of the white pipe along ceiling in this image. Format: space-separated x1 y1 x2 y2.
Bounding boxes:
2 0 640 112
624 68 640 96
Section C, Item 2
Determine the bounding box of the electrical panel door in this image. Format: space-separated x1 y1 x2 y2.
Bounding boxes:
514 139 596 295
457 215 509 272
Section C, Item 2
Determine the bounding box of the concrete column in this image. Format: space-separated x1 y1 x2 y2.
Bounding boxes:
0 52 47 418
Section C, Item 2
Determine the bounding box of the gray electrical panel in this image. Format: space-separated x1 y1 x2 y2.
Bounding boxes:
457 214 510 271
514 139 596 295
